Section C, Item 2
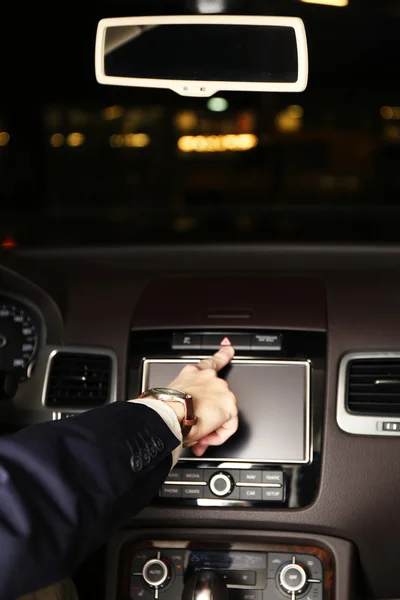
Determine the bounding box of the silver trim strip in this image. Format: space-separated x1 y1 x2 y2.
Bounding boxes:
42 346 118 412
337 351 400 436
164 481 207 486
236 482 281 488
142 357 311 464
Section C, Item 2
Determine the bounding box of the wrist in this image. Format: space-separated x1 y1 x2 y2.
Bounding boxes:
164 400 185 425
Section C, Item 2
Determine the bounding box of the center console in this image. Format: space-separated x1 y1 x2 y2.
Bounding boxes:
105 529 355 600
128 328 326 509
108 280 352 600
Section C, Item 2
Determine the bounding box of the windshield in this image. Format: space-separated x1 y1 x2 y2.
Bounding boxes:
1 2 400 247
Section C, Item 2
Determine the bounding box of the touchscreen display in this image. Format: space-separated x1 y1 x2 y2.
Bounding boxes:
141 359 310 463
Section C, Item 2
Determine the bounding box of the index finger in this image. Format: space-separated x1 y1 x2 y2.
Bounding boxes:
196 345 235 372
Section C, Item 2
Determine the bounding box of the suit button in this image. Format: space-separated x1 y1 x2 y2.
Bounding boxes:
142 447 151 464
149 441 158 458
130 454 143 472
153 437 164 451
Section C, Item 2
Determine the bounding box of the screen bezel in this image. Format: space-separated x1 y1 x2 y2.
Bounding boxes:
95 15 309 97
141 358 311 464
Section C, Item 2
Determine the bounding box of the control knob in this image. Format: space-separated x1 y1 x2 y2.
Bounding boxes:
279 562 308 595
142 558 169 589
209 472 234 497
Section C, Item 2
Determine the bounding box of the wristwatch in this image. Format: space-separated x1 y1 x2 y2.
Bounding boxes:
138 387 198 439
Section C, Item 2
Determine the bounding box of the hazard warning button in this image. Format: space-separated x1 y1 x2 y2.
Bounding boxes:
202 334 251 350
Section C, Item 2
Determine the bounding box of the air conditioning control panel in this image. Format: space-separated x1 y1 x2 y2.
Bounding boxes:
127 545 326 600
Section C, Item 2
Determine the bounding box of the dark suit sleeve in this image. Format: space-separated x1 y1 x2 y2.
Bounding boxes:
0 401 180 600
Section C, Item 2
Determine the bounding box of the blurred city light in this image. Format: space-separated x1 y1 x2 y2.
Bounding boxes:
102 105 124 120
0 132 10 146
109 133 151 148
1 237 17 249
385 125 400 139
380 106 400 120
50 133 65 148
178 134 258 153
207 97 229 112
67 132 85 147
174 111 198 131
276 105 304 133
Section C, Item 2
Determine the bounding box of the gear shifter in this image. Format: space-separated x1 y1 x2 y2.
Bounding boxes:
182 569 229 600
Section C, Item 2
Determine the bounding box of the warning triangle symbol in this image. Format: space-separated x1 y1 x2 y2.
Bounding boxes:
220 336 232 346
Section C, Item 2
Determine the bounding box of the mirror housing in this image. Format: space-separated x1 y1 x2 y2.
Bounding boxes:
95 15 308 97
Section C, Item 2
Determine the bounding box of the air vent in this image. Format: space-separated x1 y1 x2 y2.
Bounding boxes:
347 358 400 416
44 349 116 410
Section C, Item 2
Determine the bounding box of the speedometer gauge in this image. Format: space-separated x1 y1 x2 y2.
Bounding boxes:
0 303 39 380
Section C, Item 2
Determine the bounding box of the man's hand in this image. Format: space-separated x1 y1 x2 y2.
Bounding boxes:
166 346 238 457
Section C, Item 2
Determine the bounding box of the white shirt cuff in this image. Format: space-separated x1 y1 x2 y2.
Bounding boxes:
128 399 183 468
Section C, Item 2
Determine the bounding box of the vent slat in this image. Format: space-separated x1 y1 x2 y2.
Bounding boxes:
45 352 112 409
347 358 400 416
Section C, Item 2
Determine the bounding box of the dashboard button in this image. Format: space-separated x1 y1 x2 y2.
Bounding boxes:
142 559 169 587
304 582 323 600
279 563 307 594
251 333 282 351
162 550 186 572
182 469 205 482
239 487 262 501
240 470 262 483
263 488 284 502
221 570 256 586
296 555 323 581
166 468 182 481
262 471 283 485
267 553 293 578
130 576 153 599
230 591 262 600
202 334 251 350
182 485 204 499
132 550 157 574
161 484 182 498
172 333 202 349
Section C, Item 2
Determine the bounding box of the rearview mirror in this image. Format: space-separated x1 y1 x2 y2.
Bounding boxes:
95 15 308 97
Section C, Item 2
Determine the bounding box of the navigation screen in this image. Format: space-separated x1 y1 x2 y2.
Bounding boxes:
141 359 310 463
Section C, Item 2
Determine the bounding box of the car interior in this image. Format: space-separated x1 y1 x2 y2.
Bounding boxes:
2 1 400 599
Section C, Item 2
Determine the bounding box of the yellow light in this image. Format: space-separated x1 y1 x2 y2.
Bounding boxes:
381 106 394 120
125 133 151 148
300 0 348 6
275 105 303 133
109 133 151 148
102 105 124 120
287 105 304 118
109 134 121 148
175 111 198 131
177 136 194 152
67 132 85 147
385 125 400 139
177 134 258 153
0 132 10 146
50 133 64 148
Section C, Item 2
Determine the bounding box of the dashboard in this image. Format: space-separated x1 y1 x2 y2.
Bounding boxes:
2 244 400 599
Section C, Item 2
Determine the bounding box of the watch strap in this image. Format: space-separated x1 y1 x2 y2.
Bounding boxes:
138 387 198 438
